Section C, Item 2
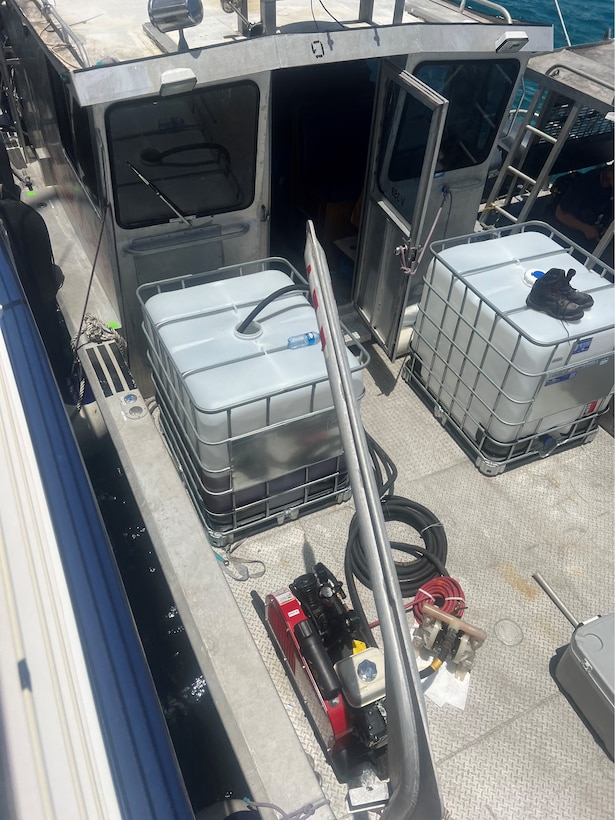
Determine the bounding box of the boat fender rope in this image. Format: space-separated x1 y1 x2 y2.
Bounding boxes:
243 795 331 819
213 549 265 581
69 313 127 412
80 313 127 354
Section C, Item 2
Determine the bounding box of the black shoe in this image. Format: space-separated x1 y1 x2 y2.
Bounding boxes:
561 268 594 309
526 268 585 320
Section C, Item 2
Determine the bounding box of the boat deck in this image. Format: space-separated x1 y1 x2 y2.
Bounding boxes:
218 339 614 819
3 0 612 812
28 149 614 817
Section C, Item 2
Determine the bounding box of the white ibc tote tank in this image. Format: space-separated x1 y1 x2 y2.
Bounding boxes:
408 227 614 469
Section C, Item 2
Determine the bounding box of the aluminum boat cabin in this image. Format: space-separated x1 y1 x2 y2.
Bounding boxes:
0 0 612 818
0 0 555 386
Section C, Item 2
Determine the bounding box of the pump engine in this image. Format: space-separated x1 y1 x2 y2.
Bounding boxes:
265 563 388 780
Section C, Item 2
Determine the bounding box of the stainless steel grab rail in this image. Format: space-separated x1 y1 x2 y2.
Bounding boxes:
33 1 90 67
458 0 512 23
304 220 444 820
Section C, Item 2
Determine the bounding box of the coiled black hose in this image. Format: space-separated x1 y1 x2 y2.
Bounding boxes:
346 495 448 597
364 432 397 498
345 437 449 645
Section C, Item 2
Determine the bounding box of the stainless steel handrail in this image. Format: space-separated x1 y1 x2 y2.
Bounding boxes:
34 1 90 67
458 0 512 23
546 63 614 94
304 220 443 820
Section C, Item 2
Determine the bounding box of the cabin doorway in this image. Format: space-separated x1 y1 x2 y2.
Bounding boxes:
270 60 377 303
270 56 521 358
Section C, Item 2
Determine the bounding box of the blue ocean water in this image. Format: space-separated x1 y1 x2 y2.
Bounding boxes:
504 0 614 47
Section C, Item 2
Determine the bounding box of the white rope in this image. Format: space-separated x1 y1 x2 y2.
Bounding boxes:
70 315 127 412
553 0 572 46
81 314 127 355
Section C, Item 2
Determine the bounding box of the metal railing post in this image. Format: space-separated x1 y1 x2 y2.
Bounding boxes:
304 220 444 820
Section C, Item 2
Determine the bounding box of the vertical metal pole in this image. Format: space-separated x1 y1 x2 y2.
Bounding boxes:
358 0 374 22
0 50 29 159
260 0 275 35
304 221 443 820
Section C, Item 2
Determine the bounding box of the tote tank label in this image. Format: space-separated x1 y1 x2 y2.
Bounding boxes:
572 338 592 354
545 370 576 386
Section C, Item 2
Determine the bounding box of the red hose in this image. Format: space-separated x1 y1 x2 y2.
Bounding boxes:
411 576 465 625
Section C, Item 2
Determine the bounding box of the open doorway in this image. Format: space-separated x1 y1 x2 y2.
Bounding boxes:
270 59 377 303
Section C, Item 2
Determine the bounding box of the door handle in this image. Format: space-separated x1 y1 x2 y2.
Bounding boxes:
395 243 417 275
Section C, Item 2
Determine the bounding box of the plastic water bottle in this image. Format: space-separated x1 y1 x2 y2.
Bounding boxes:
287 331 318 349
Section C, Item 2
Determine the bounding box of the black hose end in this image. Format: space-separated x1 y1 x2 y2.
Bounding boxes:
234 320 262 338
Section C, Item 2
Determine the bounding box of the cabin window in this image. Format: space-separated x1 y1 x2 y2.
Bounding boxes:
106 82 259 228
414 59 519 172
382 83 434 185
46 64 101 209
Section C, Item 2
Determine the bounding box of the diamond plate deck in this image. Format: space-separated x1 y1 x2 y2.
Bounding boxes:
221 342 614 819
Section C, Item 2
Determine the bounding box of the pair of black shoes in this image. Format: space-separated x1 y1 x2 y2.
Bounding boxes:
526 268 594 321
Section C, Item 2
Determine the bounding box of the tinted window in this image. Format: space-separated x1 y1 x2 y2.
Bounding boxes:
47 63 101 208
106 82 259 228
415 60 519 172
384 83 434 183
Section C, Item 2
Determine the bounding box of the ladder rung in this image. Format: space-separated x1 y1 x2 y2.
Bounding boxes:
506 166 537 185
491 204 518 223
525 124 558 144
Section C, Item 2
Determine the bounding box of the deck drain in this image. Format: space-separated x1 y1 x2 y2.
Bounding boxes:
494 619 524 646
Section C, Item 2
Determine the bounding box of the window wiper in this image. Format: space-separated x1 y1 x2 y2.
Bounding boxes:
126 161 192 227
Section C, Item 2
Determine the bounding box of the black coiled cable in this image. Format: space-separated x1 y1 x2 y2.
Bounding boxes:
346 495 448 597
345 436 449 645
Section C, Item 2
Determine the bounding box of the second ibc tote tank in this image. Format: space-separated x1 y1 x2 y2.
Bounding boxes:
405 224 614 474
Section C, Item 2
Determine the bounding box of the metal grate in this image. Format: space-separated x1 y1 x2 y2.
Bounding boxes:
541 99 614 141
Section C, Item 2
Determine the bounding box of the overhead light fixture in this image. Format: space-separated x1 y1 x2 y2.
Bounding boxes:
159 67 197 96
495 31 529 52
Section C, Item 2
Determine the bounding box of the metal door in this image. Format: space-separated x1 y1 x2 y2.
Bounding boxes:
353 63 447 358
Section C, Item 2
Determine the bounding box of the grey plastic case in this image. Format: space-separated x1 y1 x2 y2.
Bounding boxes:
555 613 614 757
